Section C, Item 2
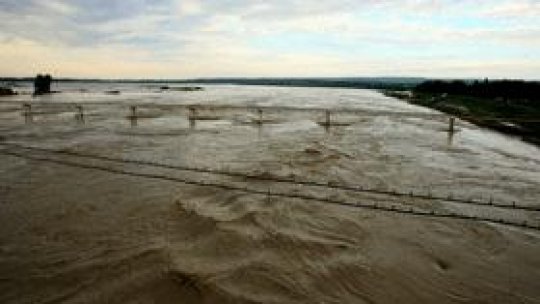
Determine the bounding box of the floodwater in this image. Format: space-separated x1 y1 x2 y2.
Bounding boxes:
0 83 539 303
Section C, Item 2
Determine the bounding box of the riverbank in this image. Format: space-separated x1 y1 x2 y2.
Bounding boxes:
384 90 540 145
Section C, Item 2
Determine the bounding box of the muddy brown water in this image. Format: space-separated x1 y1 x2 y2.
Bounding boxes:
0 84 539 303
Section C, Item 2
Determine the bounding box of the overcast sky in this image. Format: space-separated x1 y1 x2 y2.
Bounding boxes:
1 0 539 79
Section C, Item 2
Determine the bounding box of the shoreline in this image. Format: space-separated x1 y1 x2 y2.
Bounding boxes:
383 90 540 146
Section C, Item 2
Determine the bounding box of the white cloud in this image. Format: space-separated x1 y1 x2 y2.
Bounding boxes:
0 0 539 78
176 0 203 16
37 0 78 15
482 1 540 18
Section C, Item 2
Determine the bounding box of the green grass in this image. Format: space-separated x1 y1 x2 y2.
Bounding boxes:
384 90 540 145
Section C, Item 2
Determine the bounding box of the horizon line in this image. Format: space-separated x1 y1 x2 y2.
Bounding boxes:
2 76 539 82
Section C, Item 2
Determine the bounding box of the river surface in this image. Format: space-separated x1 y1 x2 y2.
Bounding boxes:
0 83 539 303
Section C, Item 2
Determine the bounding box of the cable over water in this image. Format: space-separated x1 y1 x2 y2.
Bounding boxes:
1 141 537 212
1 144 538 232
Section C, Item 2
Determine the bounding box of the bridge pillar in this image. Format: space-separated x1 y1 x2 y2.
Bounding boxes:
257 108 263 124
130 106 137 118
325 110 331 126
188 106 196 120
22 103 31 116
76 105 84 120
449 117 455 133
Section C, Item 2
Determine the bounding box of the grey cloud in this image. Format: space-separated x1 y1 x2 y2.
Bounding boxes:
69 0 173 23
1 0 538 52
0 0 179 46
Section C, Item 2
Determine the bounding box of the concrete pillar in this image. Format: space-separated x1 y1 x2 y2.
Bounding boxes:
22 103 31 116
188 107 196 128
22 103 32 123
267 188 272 203
76 105 84 118
257 108 263 124
128 106 138 127
325 110 331 126
189 106 197 120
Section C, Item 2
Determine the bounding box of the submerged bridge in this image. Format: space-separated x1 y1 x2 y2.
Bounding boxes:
4 100 540 139
1 100 539 231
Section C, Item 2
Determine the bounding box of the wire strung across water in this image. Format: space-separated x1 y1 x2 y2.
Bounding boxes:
0 141 537 212
1 145 538 232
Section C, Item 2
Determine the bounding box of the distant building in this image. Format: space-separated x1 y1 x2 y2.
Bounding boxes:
34 74 52 95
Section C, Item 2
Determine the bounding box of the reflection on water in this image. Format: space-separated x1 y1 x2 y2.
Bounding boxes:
447 129 456 146
76 115 85 125
75 107 85 124
129 116 138 127
256 122 263 138
23 113 33 124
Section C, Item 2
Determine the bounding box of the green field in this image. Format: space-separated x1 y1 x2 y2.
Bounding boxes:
384 90 540 145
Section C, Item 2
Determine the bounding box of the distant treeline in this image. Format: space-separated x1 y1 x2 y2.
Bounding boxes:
178 77 424 90
415 80 540 100
0 77 424 90
400 79 540 145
